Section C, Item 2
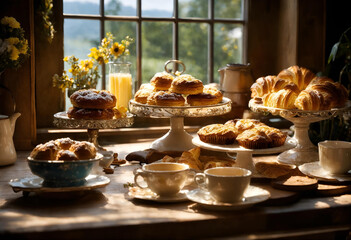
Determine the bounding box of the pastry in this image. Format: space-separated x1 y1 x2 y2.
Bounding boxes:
30 138 97 161
67 107 114 120
224 119 263 134
69 141 96 160
255 161 293 178
134 84 155 104
251 65 347 111
256 125 287 147
177 147 203 170
187 85 223 106
56 150 79 161
29 141 59 160
236 128 272 149
170 74 204 95
150 72 174 91
197 124 237 145
55 138 76 150
70 89 116 109
153 91 185 106
277 65 316 91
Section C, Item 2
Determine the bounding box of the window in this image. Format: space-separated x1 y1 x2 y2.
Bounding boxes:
63 0 246 109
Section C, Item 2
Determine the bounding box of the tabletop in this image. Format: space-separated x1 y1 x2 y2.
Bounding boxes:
1 141 351 240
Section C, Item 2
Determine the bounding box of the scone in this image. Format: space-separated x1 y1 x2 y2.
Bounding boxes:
187 85 223 106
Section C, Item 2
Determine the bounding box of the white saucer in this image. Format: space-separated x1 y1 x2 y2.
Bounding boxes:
127 187 190 203
9 175 110 193
186 186 270 211
299 162 351 182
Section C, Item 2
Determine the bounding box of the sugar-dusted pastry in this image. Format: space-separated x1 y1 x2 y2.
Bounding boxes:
70 89 116 109
147 91 185 106
67 107 114 120
170 74 204 95
150 72 174 91
29 140 59 160
69 141 97 160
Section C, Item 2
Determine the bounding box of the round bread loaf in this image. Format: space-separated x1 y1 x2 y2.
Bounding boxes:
67 107 114 120
170 74 204 95
70 89 116 109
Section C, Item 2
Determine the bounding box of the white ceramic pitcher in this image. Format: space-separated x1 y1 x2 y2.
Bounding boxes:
0 113 21 166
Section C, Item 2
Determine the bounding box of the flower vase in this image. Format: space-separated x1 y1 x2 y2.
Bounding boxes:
108 61 133 109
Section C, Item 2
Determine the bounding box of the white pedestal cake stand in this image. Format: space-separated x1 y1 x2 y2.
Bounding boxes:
192 136 296 176
249 99 351 166
129 98 232 152
53 112 134 150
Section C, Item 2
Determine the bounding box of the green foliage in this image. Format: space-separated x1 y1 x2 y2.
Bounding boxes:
309 27 351 144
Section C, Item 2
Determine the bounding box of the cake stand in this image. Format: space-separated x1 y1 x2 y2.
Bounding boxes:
249 99 351 166
129 98 232 152
192 136 296 176
53 112 134 150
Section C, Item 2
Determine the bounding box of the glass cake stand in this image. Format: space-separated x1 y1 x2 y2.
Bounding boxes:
53 112 134 150
249 99 351 166
129 98 232 152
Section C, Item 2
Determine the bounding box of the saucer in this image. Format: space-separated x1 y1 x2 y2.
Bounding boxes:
299 162 351 182
127 186 190 203
9 175 110 193
186 186 270 211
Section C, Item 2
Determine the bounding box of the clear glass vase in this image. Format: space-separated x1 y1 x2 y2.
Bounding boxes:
108 61 133 109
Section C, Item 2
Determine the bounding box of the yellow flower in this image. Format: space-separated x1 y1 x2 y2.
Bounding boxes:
6 37 19 45
9 46 20 61
88 47 98 59
19 39 28 54
79 59 93 71
110 42 125 58
63 56 69 62
1 16 21 29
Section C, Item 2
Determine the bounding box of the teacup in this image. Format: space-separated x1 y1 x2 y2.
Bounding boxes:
319 140 351 174
133 162 193 196
194 167 251 203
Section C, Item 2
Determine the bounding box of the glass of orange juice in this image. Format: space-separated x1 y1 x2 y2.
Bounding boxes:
108 62 133 109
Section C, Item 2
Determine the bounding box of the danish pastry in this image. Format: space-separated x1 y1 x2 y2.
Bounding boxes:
70 89 116 109
150 72 174 91
170 74 204 95
187 85 223 106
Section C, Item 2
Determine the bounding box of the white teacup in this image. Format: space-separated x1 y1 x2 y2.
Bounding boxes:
133 162 193 196
319 140 351 174
194 167 251 203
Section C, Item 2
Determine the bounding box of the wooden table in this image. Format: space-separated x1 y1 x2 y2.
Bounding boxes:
1 141 351 240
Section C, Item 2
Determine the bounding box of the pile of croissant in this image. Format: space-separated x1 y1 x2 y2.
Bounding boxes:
250 65 349 111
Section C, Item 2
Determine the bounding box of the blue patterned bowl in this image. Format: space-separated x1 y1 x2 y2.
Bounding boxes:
27 153 103 187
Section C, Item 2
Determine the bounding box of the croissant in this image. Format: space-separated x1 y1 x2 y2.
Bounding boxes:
277 65 316 91
251 65 348 111
251 75 299 98
263 89 298 109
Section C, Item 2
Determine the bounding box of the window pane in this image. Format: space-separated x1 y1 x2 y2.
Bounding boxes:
215 0 242 19
63 0 99 15
179 0 208 18
179 23 208 83
142 22 173 83
105 21 137 86
105 0 137 16
142 0 173 18
64 19 100 109
214 24 243 83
